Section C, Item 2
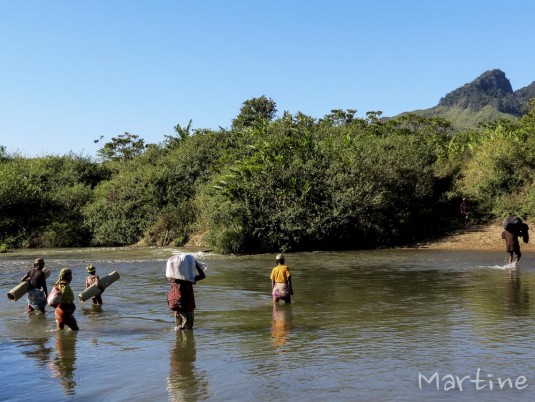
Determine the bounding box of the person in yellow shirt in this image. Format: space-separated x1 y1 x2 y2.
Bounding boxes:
270 254 293 304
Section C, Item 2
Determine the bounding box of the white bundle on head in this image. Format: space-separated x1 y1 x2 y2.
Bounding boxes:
166 253 197 282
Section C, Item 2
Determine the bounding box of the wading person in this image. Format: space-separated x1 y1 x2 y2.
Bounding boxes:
85 264 103 305
54 268 79 331
21 257 48 313
502 218 529 264
167 255 206 330
270 254 293 304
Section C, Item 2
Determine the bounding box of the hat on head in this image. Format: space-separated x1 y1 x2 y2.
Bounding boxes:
276 254 284 261
86 264 96 273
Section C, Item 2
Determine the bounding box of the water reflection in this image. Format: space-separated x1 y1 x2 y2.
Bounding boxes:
271 304 292 350
167 331 209 402
49 331 78 395
82 304 103 314
21 337 53 368
506 268 530 316
3 249 535 401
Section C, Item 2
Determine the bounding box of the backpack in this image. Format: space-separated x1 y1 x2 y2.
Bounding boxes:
167 282 182 312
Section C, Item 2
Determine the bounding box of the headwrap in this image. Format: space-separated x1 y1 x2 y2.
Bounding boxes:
56 268 72 285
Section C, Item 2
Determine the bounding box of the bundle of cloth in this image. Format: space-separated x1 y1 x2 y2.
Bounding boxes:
166 253 205 283
503 216 529 243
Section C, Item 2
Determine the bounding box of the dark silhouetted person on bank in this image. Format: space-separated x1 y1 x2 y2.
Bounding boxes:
460 198 470 225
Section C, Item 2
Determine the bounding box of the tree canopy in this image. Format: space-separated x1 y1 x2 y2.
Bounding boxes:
231 95 277 129
2 96 535 253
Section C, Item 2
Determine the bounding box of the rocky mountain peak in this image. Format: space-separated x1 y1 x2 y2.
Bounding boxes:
472 69 513 94
438 69 519 115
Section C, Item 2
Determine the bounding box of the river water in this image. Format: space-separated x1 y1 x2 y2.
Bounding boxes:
1 247 534 401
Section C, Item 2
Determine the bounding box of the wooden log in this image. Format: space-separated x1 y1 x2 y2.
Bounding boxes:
7 269 51 302
78 271 120 302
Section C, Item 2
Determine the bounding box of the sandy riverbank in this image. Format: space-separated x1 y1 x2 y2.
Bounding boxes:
415 220 533 251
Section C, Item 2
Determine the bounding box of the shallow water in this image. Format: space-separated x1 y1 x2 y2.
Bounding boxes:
1 247 535 401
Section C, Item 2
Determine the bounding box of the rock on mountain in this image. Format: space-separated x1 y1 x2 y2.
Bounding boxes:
403 69 535 129
515 81 535 113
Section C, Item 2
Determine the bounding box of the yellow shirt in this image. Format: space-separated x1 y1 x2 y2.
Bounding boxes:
270 265 291 283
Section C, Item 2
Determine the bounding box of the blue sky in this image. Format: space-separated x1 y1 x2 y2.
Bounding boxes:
1 0 534 157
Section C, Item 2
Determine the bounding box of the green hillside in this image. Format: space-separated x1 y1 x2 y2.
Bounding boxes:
400 69 534 129
412 104 518 130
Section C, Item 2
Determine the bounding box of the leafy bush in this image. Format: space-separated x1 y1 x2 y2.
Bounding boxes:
202 112 444 253
0 154 106 247
3 97 535 253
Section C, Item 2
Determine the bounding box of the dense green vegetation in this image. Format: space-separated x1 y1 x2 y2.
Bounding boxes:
413 105 518 130
1 96 535 254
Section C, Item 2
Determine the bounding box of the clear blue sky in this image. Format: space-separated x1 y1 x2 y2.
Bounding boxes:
1 0 534 157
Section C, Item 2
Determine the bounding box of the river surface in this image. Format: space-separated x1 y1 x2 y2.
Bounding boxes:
1 247 535 401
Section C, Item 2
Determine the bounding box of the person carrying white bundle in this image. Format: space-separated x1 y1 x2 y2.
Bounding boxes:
166 253 206 330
